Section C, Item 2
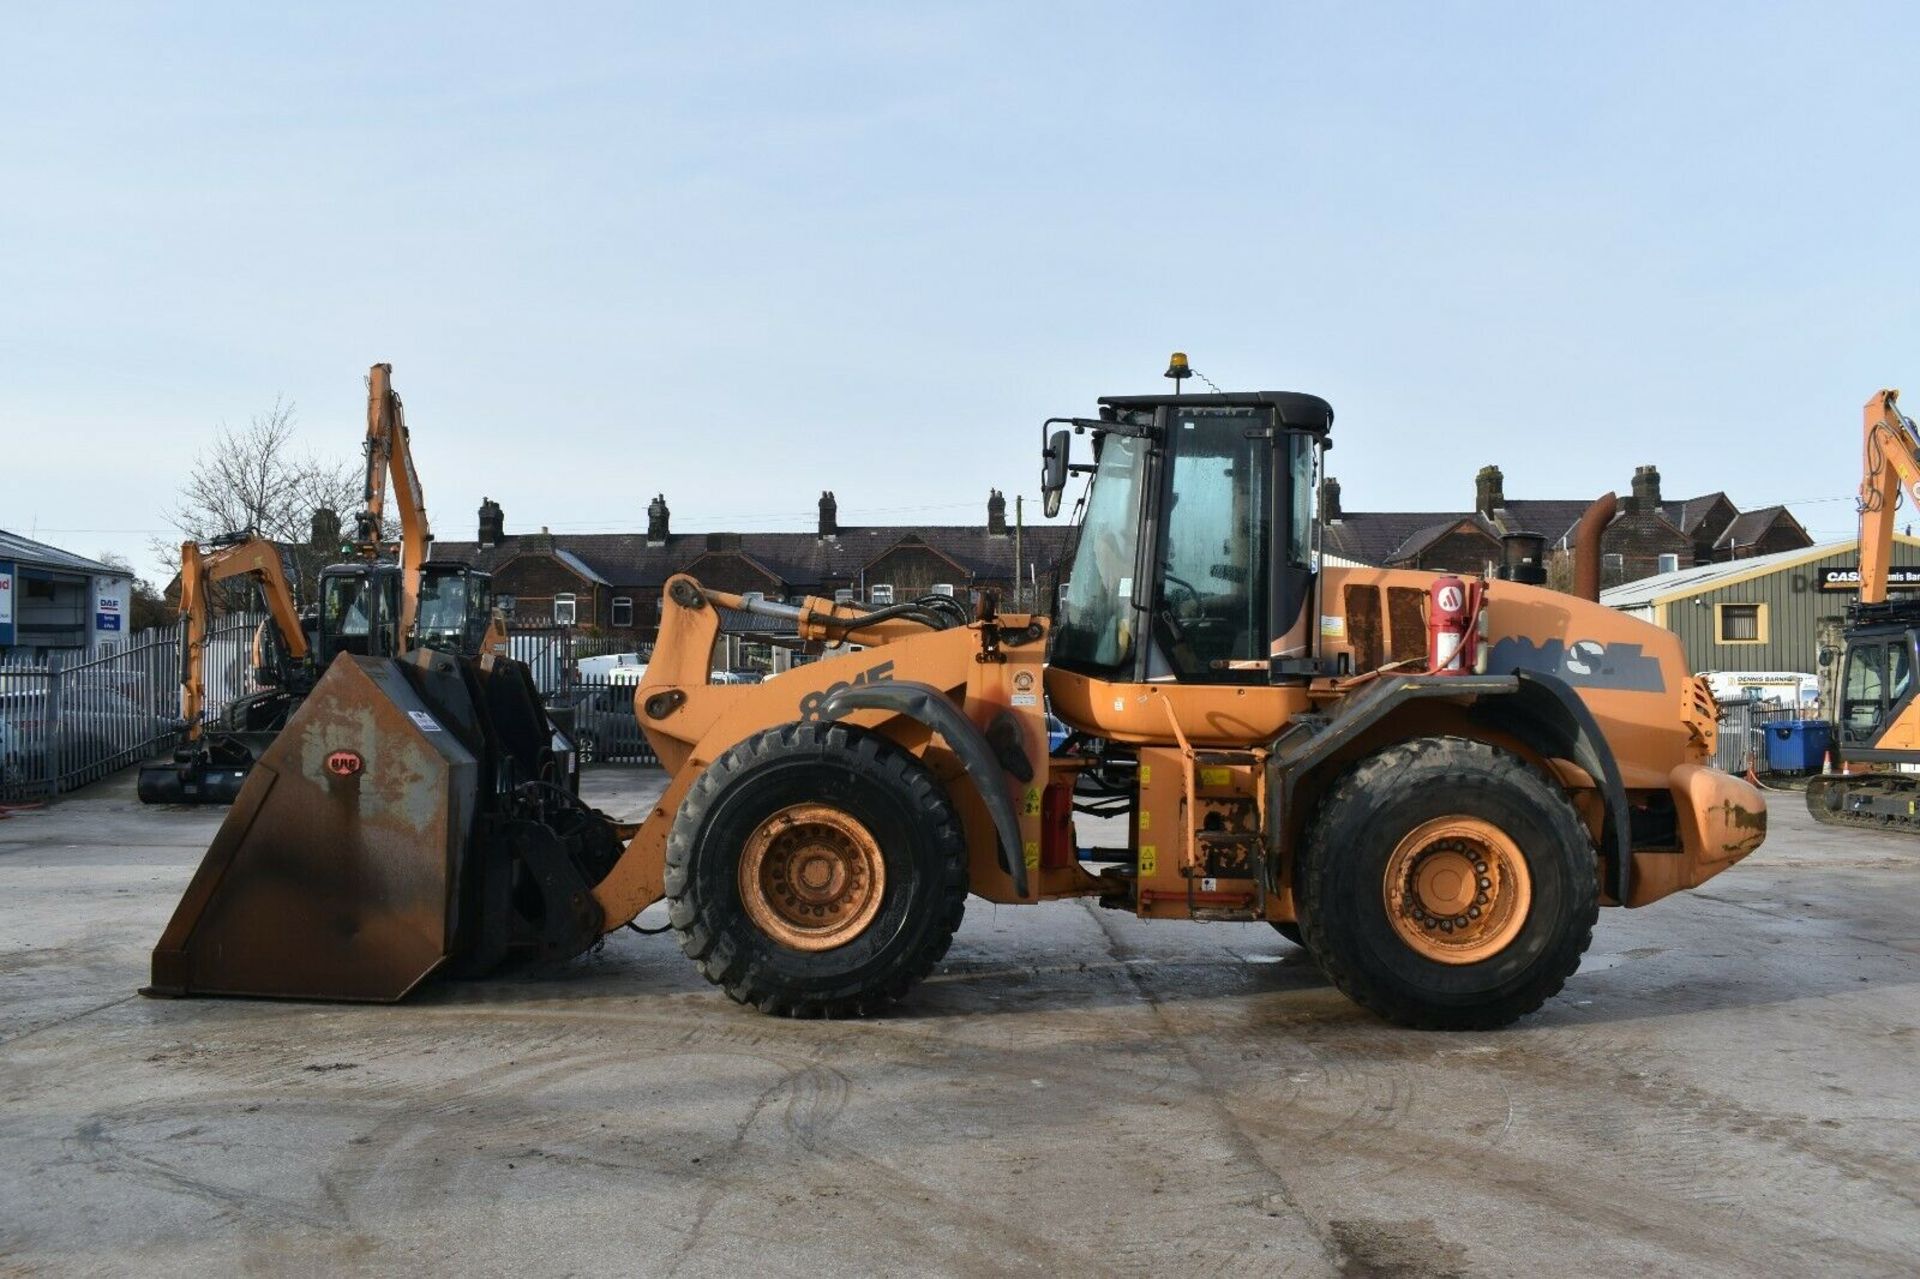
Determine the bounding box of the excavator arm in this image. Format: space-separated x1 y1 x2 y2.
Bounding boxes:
1857 389 1920 605
175 535 308 741
355 363 433 653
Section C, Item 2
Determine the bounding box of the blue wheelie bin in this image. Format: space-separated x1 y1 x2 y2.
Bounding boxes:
1766 719 1830 774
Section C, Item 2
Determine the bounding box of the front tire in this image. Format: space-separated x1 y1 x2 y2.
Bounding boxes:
1297 737 1597 1031
665 721 968 1016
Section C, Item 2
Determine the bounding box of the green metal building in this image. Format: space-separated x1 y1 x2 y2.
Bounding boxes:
1601 536 1920 674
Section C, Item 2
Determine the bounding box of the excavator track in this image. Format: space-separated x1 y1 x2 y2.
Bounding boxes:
1805 772 1920 832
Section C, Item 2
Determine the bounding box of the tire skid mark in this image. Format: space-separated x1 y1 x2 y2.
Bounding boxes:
1083 902 1348 1274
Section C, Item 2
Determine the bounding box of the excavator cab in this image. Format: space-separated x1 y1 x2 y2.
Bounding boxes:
411 561 498 656
313 560 493 660
316 563 403 660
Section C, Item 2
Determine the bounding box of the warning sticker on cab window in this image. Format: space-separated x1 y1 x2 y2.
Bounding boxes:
408 711 443 733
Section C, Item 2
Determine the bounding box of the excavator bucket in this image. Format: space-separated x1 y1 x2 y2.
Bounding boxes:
147 650 616 1002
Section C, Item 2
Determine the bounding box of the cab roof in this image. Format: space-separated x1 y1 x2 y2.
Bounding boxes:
1096 391 1334 435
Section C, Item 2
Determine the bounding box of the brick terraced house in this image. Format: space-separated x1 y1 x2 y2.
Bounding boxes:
1321 463 1809 588
432 491 1076 650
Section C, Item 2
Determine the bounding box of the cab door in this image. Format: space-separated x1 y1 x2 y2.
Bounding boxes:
1839 633 1918 750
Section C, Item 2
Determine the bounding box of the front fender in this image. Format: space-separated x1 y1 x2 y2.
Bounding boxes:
820 680 1029 897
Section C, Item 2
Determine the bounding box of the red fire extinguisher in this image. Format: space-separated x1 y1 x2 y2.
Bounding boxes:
1427 575 1486 676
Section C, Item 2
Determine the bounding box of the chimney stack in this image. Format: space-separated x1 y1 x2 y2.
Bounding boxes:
818 490 838 539
477 496 504 548
1474 465 1505 518
310 506 342 551
988 488 1007 536
647 493 670 545
1321 476 1342 522
1631 465 1662 513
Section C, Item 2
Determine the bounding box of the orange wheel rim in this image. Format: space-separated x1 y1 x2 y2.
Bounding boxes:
738 803 886 952
1382 816 1532 965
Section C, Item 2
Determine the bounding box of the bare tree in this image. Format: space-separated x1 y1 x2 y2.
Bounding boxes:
155 398 360 600
1545 547 1577 594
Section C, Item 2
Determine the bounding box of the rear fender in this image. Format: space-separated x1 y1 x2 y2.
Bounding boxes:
1274 671 1633 903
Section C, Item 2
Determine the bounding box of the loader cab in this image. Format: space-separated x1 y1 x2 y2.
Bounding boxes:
1044 391 1332 686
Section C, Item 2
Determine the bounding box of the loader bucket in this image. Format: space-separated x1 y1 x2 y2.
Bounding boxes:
147 654 481 1001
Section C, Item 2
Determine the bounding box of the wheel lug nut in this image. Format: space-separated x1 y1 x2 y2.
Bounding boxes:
1479 877 1492 890
1468 906 1481 919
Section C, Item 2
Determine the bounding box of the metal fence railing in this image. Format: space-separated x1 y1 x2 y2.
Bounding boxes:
1713 698 1810 775
547 677 659 766
0 613 264 801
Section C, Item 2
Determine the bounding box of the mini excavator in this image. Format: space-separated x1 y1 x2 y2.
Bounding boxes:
1807 389 1920 829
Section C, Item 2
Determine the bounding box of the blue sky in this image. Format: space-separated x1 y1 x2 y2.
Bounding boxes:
3 3 1917 579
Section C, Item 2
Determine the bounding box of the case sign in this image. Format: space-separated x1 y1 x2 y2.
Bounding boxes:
1815 565 1920 593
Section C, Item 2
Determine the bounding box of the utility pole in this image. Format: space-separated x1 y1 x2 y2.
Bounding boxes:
1014 495 1024 612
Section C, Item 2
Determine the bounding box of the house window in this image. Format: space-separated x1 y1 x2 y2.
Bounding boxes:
611 597 633 628
931 583 955 598
1717 603 1766 644
1603 552 1624 574
1657 553 1680 575
834 588 854 605
870 584 894 605
553 593 577 626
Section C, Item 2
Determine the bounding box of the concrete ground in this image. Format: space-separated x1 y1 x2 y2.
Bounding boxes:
1 769 1917 1278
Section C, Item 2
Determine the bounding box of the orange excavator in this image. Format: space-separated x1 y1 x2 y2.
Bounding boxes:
138 364 506 804
1807 389 1920 828
148 362 1767 1029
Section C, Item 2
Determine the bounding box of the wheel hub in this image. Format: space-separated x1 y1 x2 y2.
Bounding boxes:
1383 817 1532 965
738 803 885 952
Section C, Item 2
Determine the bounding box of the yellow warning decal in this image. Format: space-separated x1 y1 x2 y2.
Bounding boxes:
1139 809 1151 831
1023 787 1041 817
1023 840 1040 870
1139 844 1157 875
1199 766 1231 788
1140 764 1151 785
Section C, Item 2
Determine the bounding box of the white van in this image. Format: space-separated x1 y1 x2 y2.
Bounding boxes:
1700 670 1821 710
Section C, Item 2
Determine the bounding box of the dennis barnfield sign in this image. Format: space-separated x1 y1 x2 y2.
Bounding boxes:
1815 565 1920 592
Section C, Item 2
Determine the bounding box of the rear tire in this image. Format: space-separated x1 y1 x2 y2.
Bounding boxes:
1269 921 1305 946
665 721 968 1016
1296 737 1597 1031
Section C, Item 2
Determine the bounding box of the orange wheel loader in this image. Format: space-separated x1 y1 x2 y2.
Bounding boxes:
147 379 1767 1029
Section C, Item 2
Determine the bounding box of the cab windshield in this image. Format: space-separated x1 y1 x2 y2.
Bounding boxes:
415 571 471 646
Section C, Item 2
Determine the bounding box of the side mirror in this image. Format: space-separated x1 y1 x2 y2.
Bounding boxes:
1041 428 1071 518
